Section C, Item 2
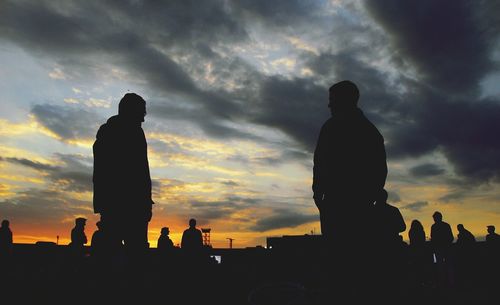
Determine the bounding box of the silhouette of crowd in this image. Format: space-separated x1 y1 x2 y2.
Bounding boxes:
0 88 498 304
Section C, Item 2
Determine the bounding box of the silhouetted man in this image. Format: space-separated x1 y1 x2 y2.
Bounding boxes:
157 227 174 253
456 224 476 245
181 219 203 252
0 219 13 255
430 211 454 261
486 225 500 244
373 189 406 300
69 217 87 256
93 93 154 255
91 221 104 257
312 80 387 300
374 189 406 244
313 80 387 240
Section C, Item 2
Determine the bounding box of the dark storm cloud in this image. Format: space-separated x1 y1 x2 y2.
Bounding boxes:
0 154 93 192
231 0 322 27
251 210 318 232
362 1 500 183
410 163 445 178
401 201 428 212
386 92 500 182
252 76 328 150
364 0 494 94
2 0 500 186
30 104 101 141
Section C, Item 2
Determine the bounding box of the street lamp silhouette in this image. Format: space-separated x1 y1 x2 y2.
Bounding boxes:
227 238 234 249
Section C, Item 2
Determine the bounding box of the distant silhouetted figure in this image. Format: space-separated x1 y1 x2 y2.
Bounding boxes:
430 211 454 287
374 189 406 244
430 211 454 260
485 225 500 245
313 81 387 239
455 224 477 290
181 219 203 252
373 189 406 300
157 227 174 253
91 221 105 257
93 93 154 256
456 224 476 246
69 217 87 256
407 219 433 292
408 220 426 247
0 219 13 256
312 80 387 300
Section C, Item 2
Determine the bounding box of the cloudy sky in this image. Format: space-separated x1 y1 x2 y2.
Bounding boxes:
1 0 499 247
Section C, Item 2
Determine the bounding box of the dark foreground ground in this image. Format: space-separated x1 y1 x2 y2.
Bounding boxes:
0 242 498 305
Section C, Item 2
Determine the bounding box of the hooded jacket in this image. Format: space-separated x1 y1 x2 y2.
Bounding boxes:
92 115 153 215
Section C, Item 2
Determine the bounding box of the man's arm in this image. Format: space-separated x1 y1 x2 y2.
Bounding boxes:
312 125 327 208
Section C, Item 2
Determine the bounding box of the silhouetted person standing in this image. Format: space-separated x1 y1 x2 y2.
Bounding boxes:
430 211 454 288
157 227 174 253
408 219 432 293
91 221 105 258
456 224 476 246
430 211 454 261
313 80 387 239
93 93 154 256
181 219 203 252
0 219 13 256
485 225 499 245
374 189 406 244
409 220 426 247
373 189 406 301
455 224 477 291
69 217 87 256
312 80 387 300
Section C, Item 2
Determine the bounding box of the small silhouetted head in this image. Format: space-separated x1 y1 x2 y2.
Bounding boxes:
411 220 423 230
432 211 442 223
118 93 146 123
161 227 170 235
487 225 495 234
328 80 359 114
1 220 9 228
189 218 196 228
457 224 464 232
75 217 86 226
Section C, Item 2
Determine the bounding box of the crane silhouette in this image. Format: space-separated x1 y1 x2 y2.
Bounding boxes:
226 238 235 249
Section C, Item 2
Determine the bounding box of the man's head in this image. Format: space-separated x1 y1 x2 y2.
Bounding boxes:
189 218 196 228
161 227 170 235
432 211 443 223
457 224 465 232
118 93 146 123
328 80 359 115
75 217 86 227
1 219 9 228
487 225 495 234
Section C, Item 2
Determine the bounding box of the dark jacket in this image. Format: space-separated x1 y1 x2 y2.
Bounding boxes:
70 227 87 247
93 115 153 216
431 221 454 249
313 109 387 206
181 228 203 251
